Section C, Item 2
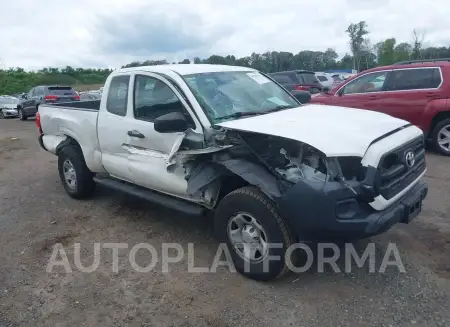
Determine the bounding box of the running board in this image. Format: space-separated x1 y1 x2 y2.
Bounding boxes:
93 176 205 216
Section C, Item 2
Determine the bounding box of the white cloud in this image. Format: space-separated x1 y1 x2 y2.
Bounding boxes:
0 0 449 70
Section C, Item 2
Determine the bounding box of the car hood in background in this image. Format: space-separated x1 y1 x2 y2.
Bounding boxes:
216 104 415 157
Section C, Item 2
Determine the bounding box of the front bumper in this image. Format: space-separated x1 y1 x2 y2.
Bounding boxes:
276 179 428 241
1 109 18 117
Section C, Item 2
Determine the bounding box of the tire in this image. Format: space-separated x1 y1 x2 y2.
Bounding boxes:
58 145 95 199
18 108 27 121
0 111 4 119
431 118 450 156
214 186 294 281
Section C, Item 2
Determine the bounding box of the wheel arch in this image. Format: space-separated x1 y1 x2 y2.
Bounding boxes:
429 111 450 139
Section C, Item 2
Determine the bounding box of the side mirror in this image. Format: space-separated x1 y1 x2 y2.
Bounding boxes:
154 111 189 133
337 88 344 97
22 94 28 99
291 90 312 104
322 86 331 93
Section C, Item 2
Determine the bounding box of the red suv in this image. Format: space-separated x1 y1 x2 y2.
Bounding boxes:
310 59 450 155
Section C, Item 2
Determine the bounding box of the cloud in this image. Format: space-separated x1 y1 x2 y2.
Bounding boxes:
0 0 449 70
94 8 226 57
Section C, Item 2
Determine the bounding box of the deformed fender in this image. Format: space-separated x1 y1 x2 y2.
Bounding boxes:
186 158 282 199
41 134 68 154
219 159 281 198
186 162 227 196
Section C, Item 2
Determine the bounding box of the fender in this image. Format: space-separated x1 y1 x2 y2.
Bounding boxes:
420 98 450 132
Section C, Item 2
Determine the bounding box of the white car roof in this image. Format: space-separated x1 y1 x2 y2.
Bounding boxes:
114 64 256 76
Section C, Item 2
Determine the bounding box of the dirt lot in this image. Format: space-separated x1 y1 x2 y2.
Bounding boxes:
0 118 449 327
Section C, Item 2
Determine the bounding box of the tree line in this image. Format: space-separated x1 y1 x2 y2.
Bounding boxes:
1 21 450 95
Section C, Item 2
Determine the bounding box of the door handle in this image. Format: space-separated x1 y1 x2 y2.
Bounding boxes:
425 93 438 98
127 130 145 138
368 95 379 100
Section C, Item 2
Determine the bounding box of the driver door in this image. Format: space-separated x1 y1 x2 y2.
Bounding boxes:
125 73 203 199
331 70 391 112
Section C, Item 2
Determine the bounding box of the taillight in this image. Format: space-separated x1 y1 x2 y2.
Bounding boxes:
35 112 43 135
293 85 309 91
44 95 58 101
73 95 80 100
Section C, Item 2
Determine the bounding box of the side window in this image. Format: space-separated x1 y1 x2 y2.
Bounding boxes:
133 75 188 122
36 87 44 97
342 71 389 95
106 75 130 116
316 75 328 82
272 75 293 84
389 68 441 91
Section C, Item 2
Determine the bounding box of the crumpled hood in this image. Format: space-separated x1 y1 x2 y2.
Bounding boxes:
216 104 413 157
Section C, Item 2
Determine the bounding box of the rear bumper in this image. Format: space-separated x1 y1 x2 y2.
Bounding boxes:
277 179 428 241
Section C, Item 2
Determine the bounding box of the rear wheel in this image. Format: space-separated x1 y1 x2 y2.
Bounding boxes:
58 146 95 199
431 118 450 156
0 111 4 119
214 186 294 281
18 108 27 121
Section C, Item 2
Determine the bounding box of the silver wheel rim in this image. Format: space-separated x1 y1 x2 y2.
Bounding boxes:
63 160 77 190
438 124 450 152
227 212 268 263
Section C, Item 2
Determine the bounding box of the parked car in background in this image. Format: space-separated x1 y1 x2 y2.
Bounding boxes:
310 59 450 155
0 96 20 119
18 85 80 120
79 91 102 100
314 72 334 88
37 64 427 281
269 70 323 94
330 74 345 87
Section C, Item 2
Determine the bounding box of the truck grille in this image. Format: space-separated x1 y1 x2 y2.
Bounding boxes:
378 136 426 200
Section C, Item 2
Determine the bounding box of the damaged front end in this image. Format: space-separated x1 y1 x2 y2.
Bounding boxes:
177 126 367 209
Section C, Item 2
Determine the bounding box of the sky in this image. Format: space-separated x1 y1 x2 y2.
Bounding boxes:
1 0 450 70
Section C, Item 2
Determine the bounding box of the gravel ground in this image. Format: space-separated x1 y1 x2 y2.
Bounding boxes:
0 118 449 327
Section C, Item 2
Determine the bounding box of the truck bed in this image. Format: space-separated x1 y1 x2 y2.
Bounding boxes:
39 102 100 166
47 100 100 111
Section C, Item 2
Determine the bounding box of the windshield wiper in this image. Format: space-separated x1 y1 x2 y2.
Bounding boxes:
216 111 265 121
216 105 296 122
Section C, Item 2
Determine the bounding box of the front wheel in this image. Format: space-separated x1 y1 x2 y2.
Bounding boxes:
18 108 27 121
431 118 450 156
58 146 95 199
214 186 294 281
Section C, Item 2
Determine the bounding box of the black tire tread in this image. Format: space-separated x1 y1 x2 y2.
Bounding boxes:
18 108 27 121
220 186 294 280
58 145 95 199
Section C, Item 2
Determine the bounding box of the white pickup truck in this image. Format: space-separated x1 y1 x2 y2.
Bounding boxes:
37 64 428 281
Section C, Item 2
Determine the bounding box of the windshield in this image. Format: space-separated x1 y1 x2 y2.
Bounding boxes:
0 97 19 105
183 71 299 123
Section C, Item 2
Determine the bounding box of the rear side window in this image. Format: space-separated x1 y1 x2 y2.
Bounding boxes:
271 75 293 84
297 73 320 85
47 86 76 96
389 68 442 91
106 75 130 116
35 87 45 97
316 75 328 82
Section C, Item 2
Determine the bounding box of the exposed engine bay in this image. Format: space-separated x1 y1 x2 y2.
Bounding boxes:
171 126 365 206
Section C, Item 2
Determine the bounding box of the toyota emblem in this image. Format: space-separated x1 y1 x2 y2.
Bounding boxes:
405 151 415 168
